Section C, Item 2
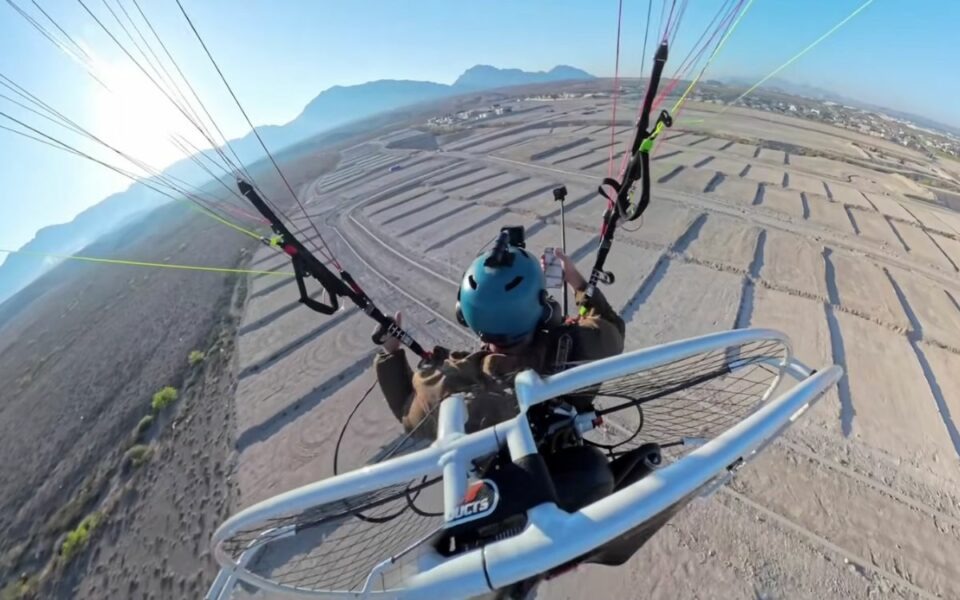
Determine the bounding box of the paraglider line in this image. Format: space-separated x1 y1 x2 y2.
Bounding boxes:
0 247 293 277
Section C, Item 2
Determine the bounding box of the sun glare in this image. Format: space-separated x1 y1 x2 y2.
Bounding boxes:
91 59 207 174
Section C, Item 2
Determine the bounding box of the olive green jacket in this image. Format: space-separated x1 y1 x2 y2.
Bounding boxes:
374 288 624 439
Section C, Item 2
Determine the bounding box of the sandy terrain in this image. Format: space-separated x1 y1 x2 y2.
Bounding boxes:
220 95 960 600
0 202 257 598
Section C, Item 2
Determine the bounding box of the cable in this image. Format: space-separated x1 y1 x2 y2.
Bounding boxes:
130 0 262 188
611 0 686 183
173 0 334 262
653 0 741 112
616 0 750 175
703 0 876 122
0 90 86 137
29 0 94 62
6 0 78 60
0 121 79 152
668 0 690 46
99 0 166 87
333 379 379 476
669 0 756 117
331 378 442 522
168 134 257 208
661 0 678 42
0 88 222 211
638 0 654 100
584 400 643 451
74 0 253 187
0 109 264 241
610 0 656 191
655 0 739 108
174 0 341 268
8 2 313 257
111 0 250 189
6 0 110 89
0 247 292 277
5 0 74 59
656 0 668 41
8 3 270 222
0 74 259 227
20 0 240 186
605 0 624 179
107 0 206 129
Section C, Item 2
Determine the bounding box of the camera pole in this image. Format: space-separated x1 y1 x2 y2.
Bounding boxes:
553 185 569 317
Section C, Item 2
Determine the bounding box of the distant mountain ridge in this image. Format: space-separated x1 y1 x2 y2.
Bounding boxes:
0 64 596 304
454 65 594 89
261 65 595 150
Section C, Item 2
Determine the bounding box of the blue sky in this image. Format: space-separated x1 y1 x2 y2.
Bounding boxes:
1 0 959 259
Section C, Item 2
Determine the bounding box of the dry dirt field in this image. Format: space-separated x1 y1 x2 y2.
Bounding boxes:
0 202 256 598
229 98 960 599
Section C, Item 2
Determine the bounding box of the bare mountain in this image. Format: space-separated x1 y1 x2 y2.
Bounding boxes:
259 65 595 149
453 64 595 89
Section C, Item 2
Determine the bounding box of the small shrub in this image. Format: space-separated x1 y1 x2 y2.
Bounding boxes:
123 445 152 469
135 414 154 438
151 386 178 412
45 477 101 536
188 350 205 366
60 512 102 562
0 573 38 600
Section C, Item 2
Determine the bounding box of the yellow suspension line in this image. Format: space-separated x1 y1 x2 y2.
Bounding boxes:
671 0 758 115
181 198 266 242
682 0 876 124
0 247 293 277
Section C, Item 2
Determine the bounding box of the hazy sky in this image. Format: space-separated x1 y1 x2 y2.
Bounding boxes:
1 0 959 259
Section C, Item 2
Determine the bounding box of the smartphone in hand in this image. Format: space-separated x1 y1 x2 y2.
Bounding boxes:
542 247 564 289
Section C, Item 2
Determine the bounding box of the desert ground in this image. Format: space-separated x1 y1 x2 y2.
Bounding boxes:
228 98 960 598
5 91 960 599
0 201 256 598
0 155 338 598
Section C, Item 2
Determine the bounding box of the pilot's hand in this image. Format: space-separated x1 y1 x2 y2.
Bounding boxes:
543 248 587 292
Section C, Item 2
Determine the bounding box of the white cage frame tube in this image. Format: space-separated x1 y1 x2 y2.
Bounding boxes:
210 327 841 599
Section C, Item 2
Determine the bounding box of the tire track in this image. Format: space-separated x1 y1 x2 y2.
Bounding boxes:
352 176 960 358
347 212 459 287
331 222 464 338
473 150 960 292
720 488 939 600
776 437 960 529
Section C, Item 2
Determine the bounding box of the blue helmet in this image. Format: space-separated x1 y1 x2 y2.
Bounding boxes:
457 245 547 345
